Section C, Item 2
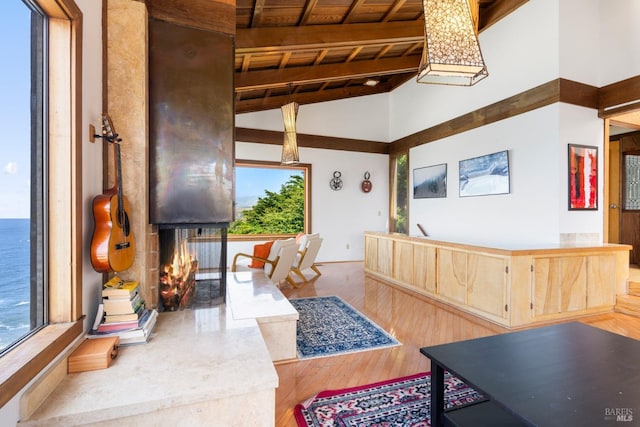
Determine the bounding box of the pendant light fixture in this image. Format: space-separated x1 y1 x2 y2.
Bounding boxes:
281 83 300 165
417 0 488 86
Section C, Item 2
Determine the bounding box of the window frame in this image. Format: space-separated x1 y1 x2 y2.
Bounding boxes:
228 159 312 241
622 150 640 211
0 0 83 409
389 152 408 234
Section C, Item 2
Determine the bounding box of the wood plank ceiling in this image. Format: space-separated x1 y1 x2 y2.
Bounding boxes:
235 0 528 113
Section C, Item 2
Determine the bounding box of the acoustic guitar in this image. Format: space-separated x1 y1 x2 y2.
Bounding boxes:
90 114 136 273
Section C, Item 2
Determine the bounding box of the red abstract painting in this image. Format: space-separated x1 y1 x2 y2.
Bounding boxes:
569 144 598 210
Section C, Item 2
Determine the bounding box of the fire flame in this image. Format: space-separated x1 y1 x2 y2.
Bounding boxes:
160 232 198 311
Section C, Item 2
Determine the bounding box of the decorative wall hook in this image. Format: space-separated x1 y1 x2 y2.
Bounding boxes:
361 171 372 193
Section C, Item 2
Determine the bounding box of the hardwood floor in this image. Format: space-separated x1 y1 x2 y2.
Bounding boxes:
275 261 640 427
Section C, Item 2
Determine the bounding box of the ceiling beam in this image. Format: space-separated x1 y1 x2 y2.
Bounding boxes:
236 21 424 54
479 0 528 31
299 0 319 25
251 0 266 27
236 56 421 92
146 0 236 35
236 128 390 154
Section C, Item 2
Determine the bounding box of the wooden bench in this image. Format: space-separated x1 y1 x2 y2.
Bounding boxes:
226 270 299 362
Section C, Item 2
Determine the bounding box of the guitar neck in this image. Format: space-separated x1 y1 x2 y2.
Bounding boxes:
115 142 125 216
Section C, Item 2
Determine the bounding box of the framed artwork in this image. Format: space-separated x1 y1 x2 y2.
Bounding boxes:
459 150 510 197
568 144 598 210
413 163 447 199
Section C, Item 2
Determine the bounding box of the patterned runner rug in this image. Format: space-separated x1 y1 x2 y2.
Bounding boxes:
294 371 485 426
290 296 400 359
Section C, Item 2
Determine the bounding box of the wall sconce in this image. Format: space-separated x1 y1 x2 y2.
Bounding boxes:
417 0 488 86
281 84 300 165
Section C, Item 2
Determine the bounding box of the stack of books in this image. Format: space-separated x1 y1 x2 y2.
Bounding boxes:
88 276 158 345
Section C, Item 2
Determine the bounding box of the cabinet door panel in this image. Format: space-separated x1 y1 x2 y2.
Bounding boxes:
364 236 378 271
534 256 587 316
394 241 414 283
377 238 394 277
467 254 507 318
534 258 561 315
560 257 587 312
413 244 436 293
587 254 616 307
438 249 466 304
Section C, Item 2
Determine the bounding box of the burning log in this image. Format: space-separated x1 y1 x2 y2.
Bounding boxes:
159 234 198 311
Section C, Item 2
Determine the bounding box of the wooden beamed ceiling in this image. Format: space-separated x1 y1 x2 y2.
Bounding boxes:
235 0 528 113
147 0 530 114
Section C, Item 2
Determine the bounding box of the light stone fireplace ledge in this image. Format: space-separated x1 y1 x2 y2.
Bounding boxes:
19 305 279 426
226 270 299 362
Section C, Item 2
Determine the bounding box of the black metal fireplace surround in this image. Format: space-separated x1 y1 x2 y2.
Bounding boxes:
148 19 235 312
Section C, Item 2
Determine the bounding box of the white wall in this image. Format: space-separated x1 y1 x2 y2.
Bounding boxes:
235 0 640 251
236 93 391 141
81 0 105 332
559 0 600 85
234 92 392 264
389 0 561 142
558 103 605 235
231 142 389 264
597 0 640 86
409 105 562 246
391 0 638 246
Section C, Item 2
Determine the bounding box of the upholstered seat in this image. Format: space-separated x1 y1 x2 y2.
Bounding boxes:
231 238 298 287
288 233 323 287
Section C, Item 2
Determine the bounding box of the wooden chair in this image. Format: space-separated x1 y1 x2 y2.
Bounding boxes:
231 238 298 287
288 233 323 287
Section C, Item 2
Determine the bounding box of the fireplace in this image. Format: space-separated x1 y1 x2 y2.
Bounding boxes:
158 226 227 312
148 19 234 312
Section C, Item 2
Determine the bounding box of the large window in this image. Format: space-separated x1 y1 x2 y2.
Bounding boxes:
391 153 408 233
230 160 311 237
0 0 46 354
0 0 82 410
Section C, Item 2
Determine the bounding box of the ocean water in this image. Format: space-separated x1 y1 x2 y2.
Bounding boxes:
0 219 31 351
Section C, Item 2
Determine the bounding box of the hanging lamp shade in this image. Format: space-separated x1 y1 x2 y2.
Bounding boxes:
417 0 488 86
281 101 300 165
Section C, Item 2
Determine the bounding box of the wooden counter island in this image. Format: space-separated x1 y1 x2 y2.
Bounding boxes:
364 232 632 328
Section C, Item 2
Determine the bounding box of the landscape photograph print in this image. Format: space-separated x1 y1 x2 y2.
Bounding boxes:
459 150 510 197
413 163 447 199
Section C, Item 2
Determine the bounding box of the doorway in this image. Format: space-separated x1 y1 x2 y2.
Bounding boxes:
606 111 640 265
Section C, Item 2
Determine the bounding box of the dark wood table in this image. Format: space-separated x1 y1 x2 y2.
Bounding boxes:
420 322 640 426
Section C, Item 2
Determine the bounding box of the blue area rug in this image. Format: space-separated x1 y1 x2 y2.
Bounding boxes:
290 296 400 359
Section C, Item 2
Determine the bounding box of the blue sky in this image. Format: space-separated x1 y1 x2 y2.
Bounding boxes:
0 2 31 219
236 167 302 207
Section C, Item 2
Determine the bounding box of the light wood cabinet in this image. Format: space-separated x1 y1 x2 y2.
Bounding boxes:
364 232 631 329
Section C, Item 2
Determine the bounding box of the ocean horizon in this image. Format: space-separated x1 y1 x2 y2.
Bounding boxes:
0 218 31 351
